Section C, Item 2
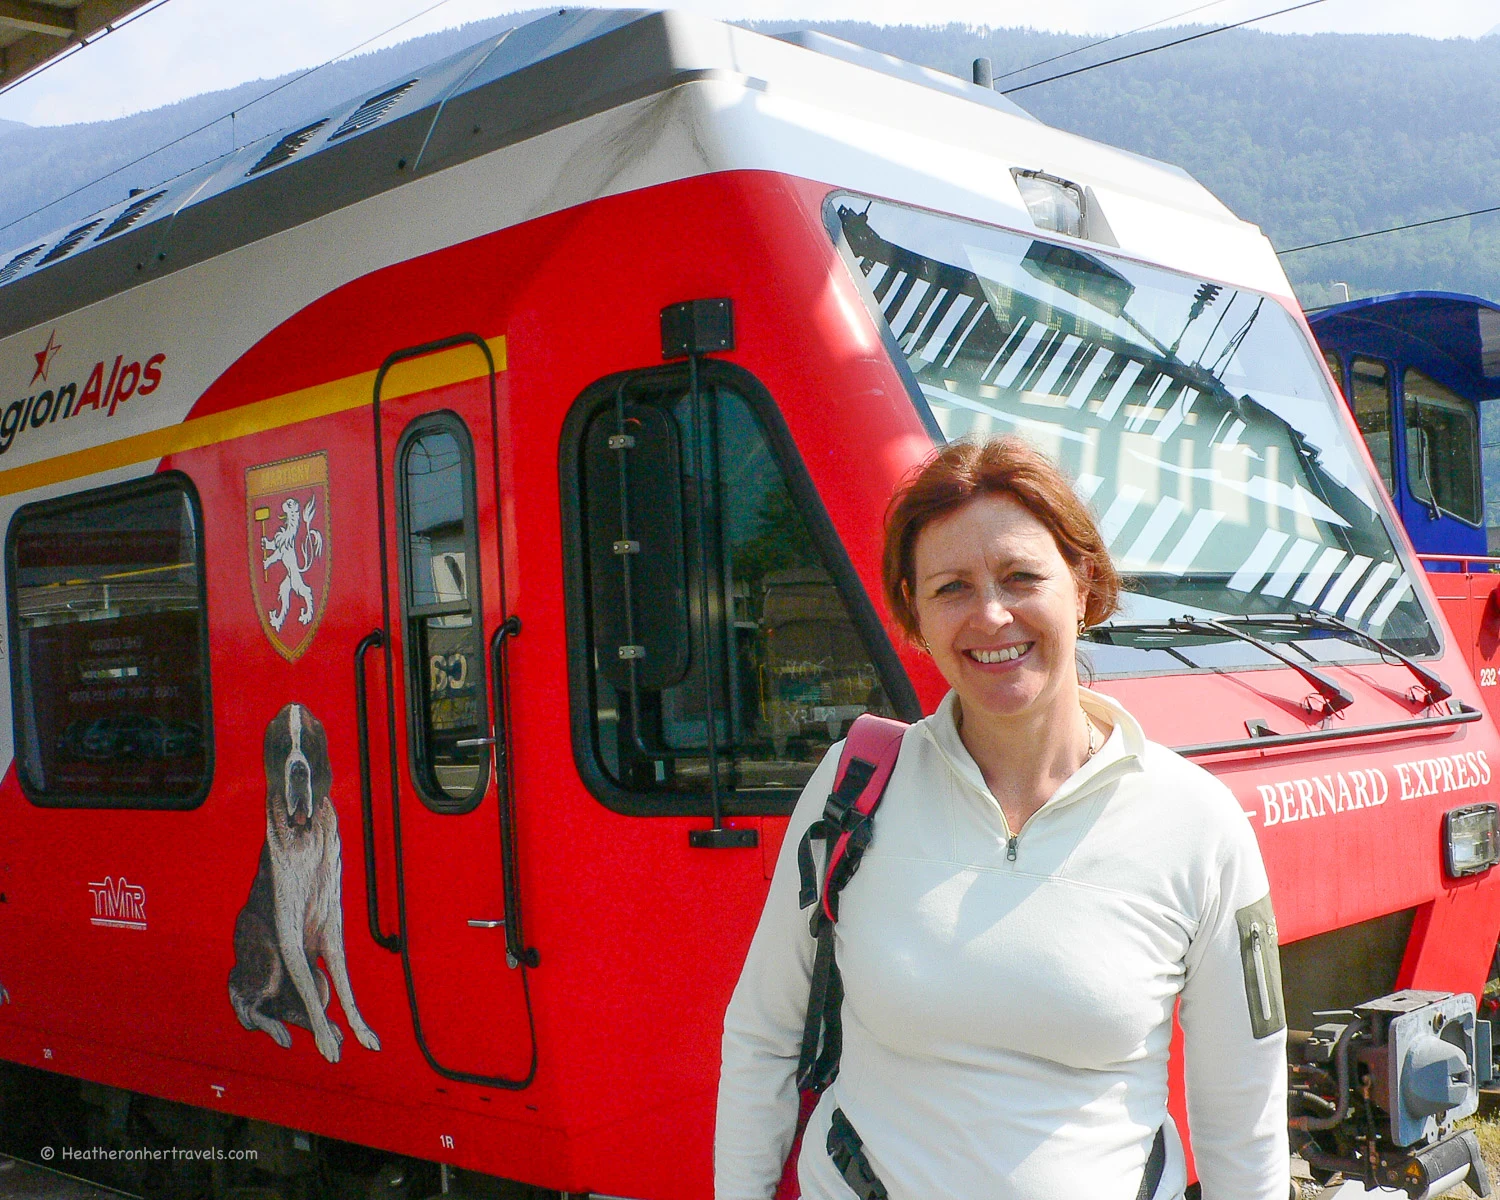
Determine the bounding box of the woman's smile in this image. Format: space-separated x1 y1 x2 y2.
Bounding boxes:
964 642 1033 666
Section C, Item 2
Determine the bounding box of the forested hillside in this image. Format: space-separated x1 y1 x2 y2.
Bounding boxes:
3 14 1499 309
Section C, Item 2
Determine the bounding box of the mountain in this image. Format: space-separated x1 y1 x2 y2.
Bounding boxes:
0 12 546 253
3 15 1500 310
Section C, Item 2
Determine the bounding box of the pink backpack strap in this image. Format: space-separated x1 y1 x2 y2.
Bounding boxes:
793 713 908 1099
817 715 907 921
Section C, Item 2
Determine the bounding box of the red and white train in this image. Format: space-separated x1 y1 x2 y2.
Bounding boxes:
0 9 1495 1198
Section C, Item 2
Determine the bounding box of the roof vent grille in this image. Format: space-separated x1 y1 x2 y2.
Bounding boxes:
329 80 417 141
0 246 44 286
36 221 104 267
97 190 167 241
247 120 330 176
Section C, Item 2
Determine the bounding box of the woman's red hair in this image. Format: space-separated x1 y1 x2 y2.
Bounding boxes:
882 437 1120 642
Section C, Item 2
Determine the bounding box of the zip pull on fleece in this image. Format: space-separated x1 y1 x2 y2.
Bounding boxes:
1007 834 1018 862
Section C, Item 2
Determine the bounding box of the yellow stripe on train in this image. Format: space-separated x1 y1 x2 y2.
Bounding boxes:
0 335 506 498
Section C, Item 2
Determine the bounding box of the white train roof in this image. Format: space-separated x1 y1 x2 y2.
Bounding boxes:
0 8 1291 340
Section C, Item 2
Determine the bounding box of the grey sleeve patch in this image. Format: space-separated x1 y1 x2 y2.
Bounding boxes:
1235 893 1286 1039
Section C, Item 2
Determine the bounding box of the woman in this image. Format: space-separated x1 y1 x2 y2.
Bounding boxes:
717 437 1288 1200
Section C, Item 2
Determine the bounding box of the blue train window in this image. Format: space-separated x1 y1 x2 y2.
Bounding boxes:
1351 357 1395 493
1404 369 1481 525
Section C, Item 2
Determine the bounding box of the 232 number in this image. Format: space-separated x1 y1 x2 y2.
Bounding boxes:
1481 668 1497 687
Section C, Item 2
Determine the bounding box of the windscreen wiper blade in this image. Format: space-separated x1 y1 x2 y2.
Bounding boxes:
1168 616 1355 717
1216 611 1452 706
1082 620 1203 670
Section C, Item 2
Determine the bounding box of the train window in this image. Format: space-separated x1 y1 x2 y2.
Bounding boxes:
830 194 1440 668
562 365 905 816
6 474 212 808
1350 357 1395 493
1404 369 1481 525
395 414 489 812
1323 351 1345 399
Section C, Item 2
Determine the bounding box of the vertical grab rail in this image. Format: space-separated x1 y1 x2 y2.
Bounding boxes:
354 630 400 953
489 614 538 969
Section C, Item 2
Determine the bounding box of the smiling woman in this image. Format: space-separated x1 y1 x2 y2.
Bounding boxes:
885 440 1119 836
718 437 1292 1200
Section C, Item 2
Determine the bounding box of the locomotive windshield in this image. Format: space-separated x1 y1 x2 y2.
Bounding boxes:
829 195 1441 673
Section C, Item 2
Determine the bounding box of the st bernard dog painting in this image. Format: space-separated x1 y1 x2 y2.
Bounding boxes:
228 703 379 1063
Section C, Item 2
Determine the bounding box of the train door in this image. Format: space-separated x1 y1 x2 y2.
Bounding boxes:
361 334 535 1088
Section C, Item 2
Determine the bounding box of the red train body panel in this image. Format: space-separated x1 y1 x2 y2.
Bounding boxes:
0 10 1494 1197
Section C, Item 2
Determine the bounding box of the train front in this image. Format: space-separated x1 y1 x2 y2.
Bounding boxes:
712 37 1500 1188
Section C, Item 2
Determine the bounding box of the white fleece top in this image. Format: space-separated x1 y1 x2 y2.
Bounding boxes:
717 688 1289 1200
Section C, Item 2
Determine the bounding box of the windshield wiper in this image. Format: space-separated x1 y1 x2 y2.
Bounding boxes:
1211 612 1452 707
1167 616 1355 717
1086 617 1355 715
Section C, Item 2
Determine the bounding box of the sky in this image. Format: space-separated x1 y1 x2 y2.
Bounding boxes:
1 0 1497 127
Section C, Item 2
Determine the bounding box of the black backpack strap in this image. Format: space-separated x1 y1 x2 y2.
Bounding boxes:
1135 1126 1165 1200
827 1108 888 1200
796 756 878 915
795 914 844 1092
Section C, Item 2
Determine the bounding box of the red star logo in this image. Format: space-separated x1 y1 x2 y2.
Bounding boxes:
30 330 60 386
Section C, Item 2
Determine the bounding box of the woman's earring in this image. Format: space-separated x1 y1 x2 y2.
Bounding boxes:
1077 617 1087 635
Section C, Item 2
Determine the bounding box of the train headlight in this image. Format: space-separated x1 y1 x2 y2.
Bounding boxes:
1444 802 1500 877
1011 169 1086 240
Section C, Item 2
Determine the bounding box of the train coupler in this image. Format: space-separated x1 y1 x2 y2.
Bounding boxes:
1290 990 1490 1198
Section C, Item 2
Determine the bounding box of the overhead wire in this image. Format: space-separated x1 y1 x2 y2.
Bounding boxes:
1277 204 1500 254
1001 0 1331 94
975 0 1490 260
0 0 178 104
990 0 1238 86
0 0 463 240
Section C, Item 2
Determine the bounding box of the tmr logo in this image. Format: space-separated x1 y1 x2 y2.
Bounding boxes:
88 876 147 930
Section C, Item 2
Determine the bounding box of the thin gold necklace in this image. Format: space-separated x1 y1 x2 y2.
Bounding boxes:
955 704 1099 759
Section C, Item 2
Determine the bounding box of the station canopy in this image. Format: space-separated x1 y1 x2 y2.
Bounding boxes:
1 0 157 89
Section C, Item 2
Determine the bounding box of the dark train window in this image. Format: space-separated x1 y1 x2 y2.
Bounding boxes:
1323 351 1345 399
562 364 904 817
6 473 212 808
1351 356 1395 493
396 414 489 811
1404 368 1482 525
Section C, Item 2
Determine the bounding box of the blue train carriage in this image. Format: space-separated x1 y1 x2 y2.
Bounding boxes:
1310 291 1500 702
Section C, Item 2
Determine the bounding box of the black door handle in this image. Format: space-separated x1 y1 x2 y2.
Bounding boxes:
355 630 401 953
489 615 538 969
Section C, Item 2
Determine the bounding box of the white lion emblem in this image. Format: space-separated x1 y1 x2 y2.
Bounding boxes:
262 496 324 632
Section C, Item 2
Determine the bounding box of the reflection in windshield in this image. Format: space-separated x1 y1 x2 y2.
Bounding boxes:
829 196 1438 670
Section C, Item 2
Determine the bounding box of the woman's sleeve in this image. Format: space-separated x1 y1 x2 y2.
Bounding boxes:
715 746 841 1200
1178 790 1291 1200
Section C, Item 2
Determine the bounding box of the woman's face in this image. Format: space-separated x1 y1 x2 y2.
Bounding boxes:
911 493 1088 727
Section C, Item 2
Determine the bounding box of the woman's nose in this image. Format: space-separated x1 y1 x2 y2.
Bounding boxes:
974 583 1014 626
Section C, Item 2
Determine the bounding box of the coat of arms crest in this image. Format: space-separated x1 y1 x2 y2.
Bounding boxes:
247 452 331 661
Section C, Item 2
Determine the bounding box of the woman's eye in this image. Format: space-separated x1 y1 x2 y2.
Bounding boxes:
934 580 966 596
